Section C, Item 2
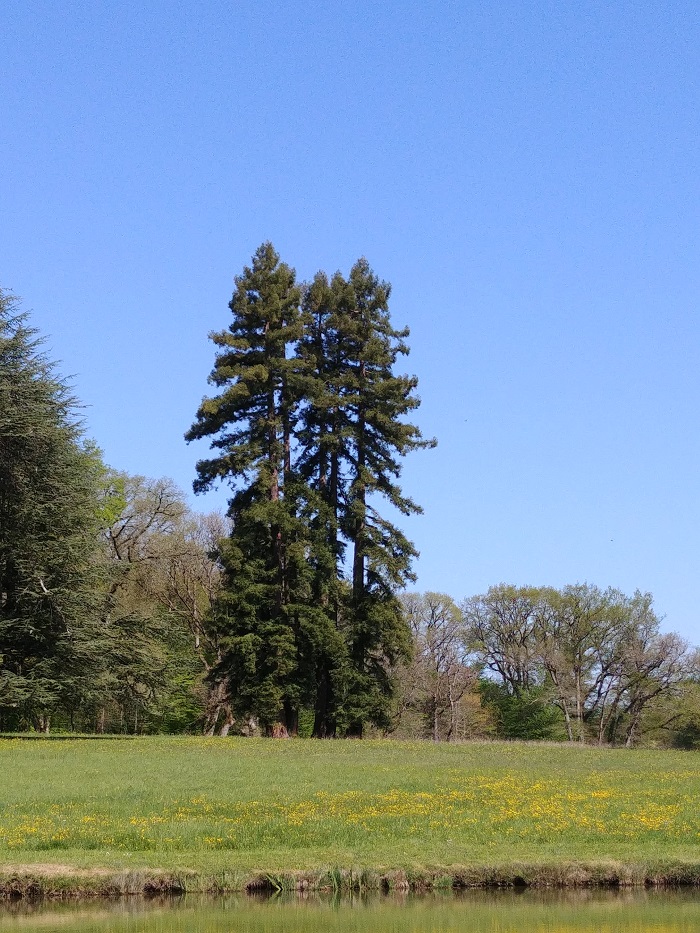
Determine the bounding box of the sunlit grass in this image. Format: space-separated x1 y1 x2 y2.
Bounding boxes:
0 737 698 872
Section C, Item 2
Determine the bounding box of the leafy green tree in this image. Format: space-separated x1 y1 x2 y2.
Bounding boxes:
669 659 700 749
533 584 629 743
93 471 234 734
462 584 549 697
464 582 693 746
0 289 105 731
478 680 565 740
94 472 199 733
605 618 690 747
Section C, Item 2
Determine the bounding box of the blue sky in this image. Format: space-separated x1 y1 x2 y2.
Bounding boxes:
2 1 699 642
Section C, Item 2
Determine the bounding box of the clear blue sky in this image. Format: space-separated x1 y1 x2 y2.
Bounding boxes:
3 1 699 642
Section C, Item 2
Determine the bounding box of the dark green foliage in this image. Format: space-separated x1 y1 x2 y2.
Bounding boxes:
666 678 700 750
672 721 700 749
187 245 312 734
0 290 106 731
187 245 433 736
296 262 433 735
0 293 208 736
336 261 434 735
478 680 565 741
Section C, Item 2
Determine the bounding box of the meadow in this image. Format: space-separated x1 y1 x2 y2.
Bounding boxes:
0 737 698 892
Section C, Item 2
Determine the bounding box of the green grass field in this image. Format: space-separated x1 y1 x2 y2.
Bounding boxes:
0 736 698 892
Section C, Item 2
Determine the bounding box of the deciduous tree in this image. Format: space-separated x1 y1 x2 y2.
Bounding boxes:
400 592 473 740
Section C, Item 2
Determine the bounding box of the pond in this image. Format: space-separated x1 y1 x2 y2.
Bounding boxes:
1 890 699 933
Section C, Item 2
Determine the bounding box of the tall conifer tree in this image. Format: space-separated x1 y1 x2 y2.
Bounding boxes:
296 271 355 735
188 247 434 737
186 244 311 734
339 260 435 734
0 290 105 731
297 260 435 735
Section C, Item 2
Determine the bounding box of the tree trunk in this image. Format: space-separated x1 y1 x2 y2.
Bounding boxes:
447 679 458 742
218 704 235 737
313 662 335 737
34 713 50 734
575 668 585 742
283 700 299 737
352 375 367 606
625 708 642 747
203 679 231 736
561 701 573 742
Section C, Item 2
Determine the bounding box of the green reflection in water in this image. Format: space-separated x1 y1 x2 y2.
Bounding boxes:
1 891 700 933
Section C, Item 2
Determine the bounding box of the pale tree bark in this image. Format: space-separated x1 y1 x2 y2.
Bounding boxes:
401 592 473 741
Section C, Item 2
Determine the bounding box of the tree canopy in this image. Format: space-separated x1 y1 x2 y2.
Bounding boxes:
186 244 434 736
0 289 105 730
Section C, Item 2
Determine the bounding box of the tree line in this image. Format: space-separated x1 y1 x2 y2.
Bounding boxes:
393 588 699 747
0 289 222 733
1 251 698 745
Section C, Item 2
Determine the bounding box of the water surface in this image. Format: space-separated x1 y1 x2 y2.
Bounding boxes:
1 890 699 932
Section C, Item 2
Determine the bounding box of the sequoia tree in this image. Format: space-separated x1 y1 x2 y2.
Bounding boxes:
188 246 434 736
300 259 434 735
186 244 314 734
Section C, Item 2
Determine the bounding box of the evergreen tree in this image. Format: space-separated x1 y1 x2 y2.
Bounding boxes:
295 271 354 736
188 248 434 737
297 260 435 735
0 289 105 731
186 244 311 734
339 259 435 734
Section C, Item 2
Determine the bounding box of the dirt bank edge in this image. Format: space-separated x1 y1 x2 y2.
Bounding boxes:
2 860 700 898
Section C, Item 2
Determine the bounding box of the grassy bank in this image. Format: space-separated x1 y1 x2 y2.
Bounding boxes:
0 736 698 894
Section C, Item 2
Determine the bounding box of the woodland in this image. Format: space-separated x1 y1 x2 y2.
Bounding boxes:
1 245 698 746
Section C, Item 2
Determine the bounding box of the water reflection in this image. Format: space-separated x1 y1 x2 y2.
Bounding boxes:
1 889 699 932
